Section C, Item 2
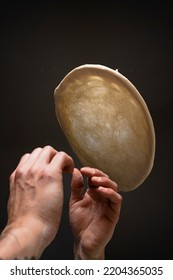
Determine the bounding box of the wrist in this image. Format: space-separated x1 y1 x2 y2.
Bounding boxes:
0 219 50 259
74 242 105 260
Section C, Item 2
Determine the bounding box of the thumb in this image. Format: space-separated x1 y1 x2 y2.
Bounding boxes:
70 168 84 204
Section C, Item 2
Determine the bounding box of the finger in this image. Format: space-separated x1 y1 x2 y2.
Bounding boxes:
18 147 43 170
50 151 74 174
10 153 30 181
80 167 109 178
31 145 58 167
97 187 122 223
8 154 31 214
10 148 44 187
10 148 42 181
70 168 84 203
16 153 31 168
97 187 122 209
9 153 31 191
90 176 118 192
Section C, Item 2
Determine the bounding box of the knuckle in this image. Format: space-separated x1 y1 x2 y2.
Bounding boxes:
58 151 71 162
117 193 123 204
96 176 107 185
43 145 55 152
28 166 49 180
9 172 15 183
113 181 118 191
92 168 98 174
58 151 74 172
58 151 66 158
37 168 50 180
100 176 112 186
28 167 37 177
32 147 42 153
102 176 109 183
14 167 27 181
20 153 30 161
91 168 109 178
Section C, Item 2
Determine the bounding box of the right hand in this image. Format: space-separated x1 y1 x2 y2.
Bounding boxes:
0 145 74 259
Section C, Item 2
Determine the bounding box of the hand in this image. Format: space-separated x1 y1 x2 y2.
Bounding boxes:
69 167 122 259
0 146 74 259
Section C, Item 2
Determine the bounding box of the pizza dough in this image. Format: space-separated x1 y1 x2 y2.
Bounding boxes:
54 64 155 191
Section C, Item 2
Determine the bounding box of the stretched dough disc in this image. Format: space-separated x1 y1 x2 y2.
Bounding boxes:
54 64 155 191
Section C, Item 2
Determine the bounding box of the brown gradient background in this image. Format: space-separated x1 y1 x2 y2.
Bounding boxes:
0 1 172 259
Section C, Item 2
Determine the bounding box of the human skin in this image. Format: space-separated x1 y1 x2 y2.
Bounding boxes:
0 146 74 259
69 167 122 259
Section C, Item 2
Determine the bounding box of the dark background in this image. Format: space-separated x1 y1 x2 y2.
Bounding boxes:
0 1 172 259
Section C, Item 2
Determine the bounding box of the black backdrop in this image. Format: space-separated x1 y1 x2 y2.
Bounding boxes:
0 1 172 260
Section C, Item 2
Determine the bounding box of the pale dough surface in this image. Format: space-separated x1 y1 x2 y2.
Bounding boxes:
54 64 155 191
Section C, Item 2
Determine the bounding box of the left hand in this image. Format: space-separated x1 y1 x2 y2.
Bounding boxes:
69 167 122 259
